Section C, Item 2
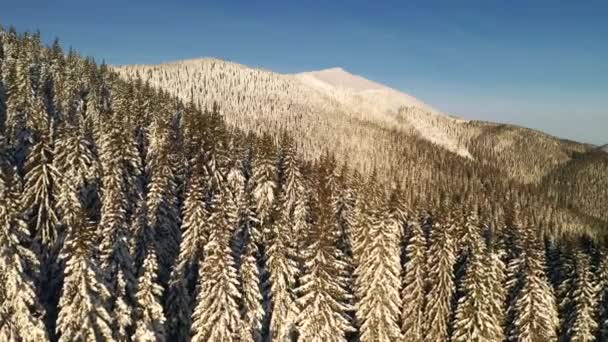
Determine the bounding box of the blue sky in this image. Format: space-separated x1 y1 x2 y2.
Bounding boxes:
2 0 607 144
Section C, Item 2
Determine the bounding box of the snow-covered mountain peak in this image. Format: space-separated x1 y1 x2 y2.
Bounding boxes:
115 58 473 159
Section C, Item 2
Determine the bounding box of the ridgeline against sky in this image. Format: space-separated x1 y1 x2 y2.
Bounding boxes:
1 0 607 144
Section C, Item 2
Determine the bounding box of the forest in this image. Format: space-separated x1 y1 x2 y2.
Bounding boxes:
1 27 607 342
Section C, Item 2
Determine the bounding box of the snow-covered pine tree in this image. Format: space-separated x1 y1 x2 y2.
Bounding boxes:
597 248 608 340
165 164 207 342
424 216 456 341
132 247 166 342
19 92 64 336
56 211 114 342
227 144 264 342
0 156 48 341
331 162 356 268
452 226 504 341
0 30 8 134
145 112 181 284
53 122 96 226
566 248 598 342
355 186 404 342
21 93 59 245
265 134 300 341
509 218 558 342
487 232 507 342
295 156 354 342
4 36 33 169
252 134 277 228
97 114 138 340
401 214 428 342
190 188 242 342
238 178 265 341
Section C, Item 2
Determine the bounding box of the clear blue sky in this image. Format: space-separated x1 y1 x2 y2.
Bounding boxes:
2 0 607 144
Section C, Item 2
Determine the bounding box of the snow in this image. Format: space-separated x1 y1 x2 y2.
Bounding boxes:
295 67 472 158
115 58 474 164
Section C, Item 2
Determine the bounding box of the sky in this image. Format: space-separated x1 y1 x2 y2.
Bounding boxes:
2 0 607 144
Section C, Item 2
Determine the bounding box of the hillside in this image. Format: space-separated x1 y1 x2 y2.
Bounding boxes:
115 59 474 169
542 150 608 223
114 58 606 237
115 59 593 186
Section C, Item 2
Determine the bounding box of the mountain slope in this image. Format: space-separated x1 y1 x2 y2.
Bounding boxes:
115 59 593 185
115 59 473 165
295 67 472 158
114 58 607 238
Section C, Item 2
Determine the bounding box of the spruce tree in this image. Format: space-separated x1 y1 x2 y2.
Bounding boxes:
0 161 48 341
295 160 354 342
597 248 608 340
567 249 598 342
165 166 207 342
229 146 264 342
132 247 166 342
97 116 138 339
144 114 180 283
355 188 403 342
56 212 114 342
265 135 300 341
401 215 428 342
424 218 456 341
452 229 504 341
190 187 242 341
509 219 558 342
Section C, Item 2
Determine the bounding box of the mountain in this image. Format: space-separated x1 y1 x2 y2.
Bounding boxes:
599 144 608 152
115 58 607 238
115 59 591 185
115 59 473 164
295 67 472 158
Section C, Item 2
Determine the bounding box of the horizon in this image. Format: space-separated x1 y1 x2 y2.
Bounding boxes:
2 0 607 144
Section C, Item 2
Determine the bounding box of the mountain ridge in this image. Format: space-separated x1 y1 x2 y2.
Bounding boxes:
114 57 593 185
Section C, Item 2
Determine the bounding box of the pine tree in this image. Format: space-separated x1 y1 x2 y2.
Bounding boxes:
0 161 48 341
190 187 242 342
295 160 354 342
355 188 403 342
567 249 598 342
145 113 181 284
252 134 277 228
265 135 300 341
132 247 166 342
165 166 207 342
488 240 507 341
424 217 456 341
56 213 114 342
237 193 264 342
21 94 59 246
5 38 33 168
229 146 264 342
597 248 608 340
113 270 133 342
401 215 428 342
509 219 558 342
452 229 504 341
97 116 138 339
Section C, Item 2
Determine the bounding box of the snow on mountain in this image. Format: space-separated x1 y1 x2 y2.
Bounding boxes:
295 67 471 158
114 59 474 182
599 144 608 153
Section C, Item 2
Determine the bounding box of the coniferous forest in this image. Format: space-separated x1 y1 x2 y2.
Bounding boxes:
1 27 608 342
